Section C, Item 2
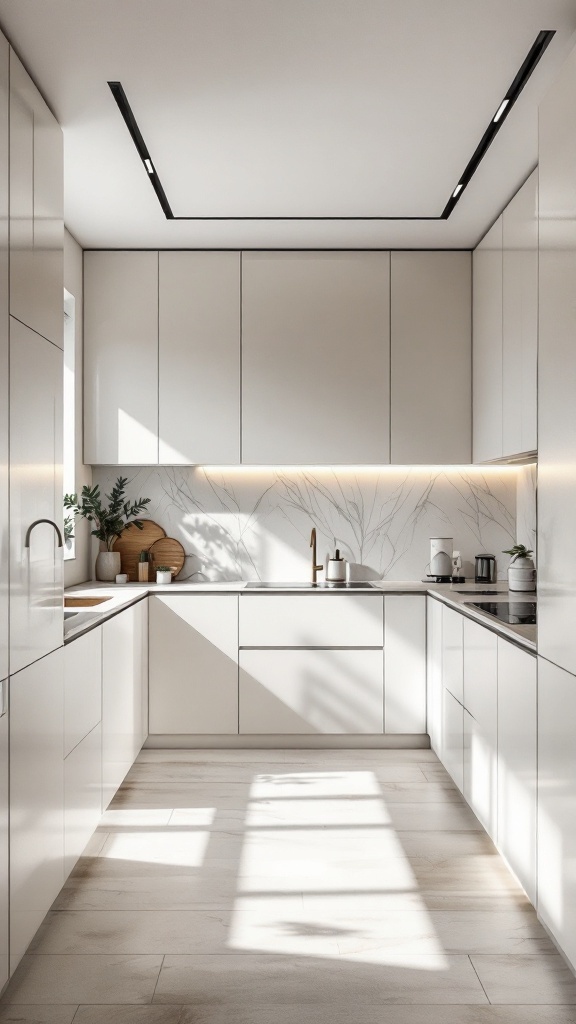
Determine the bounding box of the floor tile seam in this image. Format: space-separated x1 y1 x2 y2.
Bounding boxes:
149 954 166 1005
468 953 492 1004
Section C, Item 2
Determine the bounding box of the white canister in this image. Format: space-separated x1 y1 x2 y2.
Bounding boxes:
156 569 172 585
326 551 346 582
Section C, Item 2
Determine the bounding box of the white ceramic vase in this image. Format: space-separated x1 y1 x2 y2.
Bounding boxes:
508 556 536 592
95 550 121 582
156 570 172 585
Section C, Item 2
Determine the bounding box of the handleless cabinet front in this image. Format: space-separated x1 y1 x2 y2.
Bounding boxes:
159 252 240 464
84 251 159 465
241 251 390 464
239 594 384 648
463 618 498 838
473 216 503 463
10 318 63 675
0 35 7 687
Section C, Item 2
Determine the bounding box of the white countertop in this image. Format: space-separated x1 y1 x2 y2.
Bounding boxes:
64 578 537 650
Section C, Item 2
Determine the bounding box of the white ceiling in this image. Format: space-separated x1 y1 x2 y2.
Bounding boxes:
1 0 575 249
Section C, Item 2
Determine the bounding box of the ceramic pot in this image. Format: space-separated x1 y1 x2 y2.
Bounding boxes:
508 556 536 592
156 570 172 585
95 550 121 582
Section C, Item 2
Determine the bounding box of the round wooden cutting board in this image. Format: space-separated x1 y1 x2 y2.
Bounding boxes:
113 520 166 581
148 537 186 579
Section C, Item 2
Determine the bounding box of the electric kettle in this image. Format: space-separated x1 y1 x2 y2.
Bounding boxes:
475 553 496 584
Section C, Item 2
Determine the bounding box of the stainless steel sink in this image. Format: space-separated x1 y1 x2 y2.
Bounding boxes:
244 581 375 589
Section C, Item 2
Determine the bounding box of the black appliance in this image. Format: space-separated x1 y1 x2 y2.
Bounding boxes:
471 601 537 625
475 553 496 584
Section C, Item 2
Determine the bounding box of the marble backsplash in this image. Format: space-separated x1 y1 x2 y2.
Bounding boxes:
91 466 530 583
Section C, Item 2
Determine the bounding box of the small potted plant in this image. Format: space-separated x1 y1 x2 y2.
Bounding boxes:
64 477 151 581
503 544 536 592
155 565 173 585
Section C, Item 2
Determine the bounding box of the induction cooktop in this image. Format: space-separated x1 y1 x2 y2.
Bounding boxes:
471 601 537 625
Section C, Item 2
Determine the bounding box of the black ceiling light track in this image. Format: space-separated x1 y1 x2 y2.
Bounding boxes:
441 29 554 218
108 29 555 222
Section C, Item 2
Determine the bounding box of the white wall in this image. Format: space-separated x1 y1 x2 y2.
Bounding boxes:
64 228 92 586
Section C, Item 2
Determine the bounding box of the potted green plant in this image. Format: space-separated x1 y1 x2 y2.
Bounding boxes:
155 565 173 585
64 477 151 581
502 544 536 592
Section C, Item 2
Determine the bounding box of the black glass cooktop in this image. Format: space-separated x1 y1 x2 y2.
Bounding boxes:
471 601 537 625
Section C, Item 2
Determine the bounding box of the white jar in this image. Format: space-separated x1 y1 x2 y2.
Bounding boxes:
508 556 536 592
156 569 172 585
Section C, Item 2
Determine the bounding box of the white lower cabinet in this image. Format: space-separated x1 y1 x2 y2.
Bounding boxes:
102 601 148 809
64 626 102 758
497 639 536 903
426 598 443 754
441 687 463 790
384 595 426 733
239 594 383 648
463 619 497 838
537 656 576 972
64 723 102 877
149 595 239 735
10 647 64 974
442 605 463 703
0 687 8 993
239 649 384 734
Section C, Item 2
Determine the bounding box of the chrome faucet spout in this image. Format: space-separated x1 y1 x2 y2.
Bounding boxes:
310 527 323 585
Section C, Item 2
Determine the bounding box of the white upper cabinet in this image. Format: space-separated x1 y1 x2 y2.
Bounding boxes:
0 35 7 685
390 252 471 464
472 217 503 463
84 251 159 465
10 318 63 675
502 169 538 458
241 251 390 464
9 50 63 349
538 45 576 676
159 252 240 464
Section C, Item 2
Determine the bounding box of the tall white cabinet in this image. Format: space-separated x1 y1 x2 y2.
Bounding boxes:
9 319 63 675
502 169 538 458
241 251 391 464
472 217 503 463
158 252 240 464
84 251 159 465
390 252 471 464
0 33 8 691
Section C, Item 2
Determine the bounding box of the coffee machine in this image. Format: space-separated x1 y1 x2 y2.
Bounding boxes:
475 553 496 584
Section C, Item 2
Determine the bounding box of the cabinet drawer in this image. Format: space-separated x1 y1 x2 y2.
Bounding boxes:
64 627 102 757
239 649 384 734
64 723 102 878
239 595 383 647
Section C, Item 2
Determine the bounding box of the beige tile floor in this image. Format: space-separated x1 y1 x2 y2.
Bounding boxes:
2 748 576 1023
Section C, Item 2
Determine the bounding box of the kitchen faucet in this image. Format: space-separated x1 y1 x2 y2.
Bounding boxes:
310 527 323 585
25 518 64 548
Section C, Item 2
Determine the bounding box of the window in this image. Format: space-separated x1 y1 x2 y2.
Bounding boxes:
63 289 75 560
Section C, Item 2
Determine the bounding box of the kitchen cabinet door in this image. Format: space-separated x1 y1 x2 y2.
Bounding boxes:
497 639 536 903
472 216 503 463
149 595 238 735
463 619 497 838
84 251 158 465
502 169 538 458
538 46 576 677
102 601 148 809
239 649 384 734
0 35 7 686
390 252 471 464
10 648 64 973
441 687 463 791
64 722 102 878
442 605 463 704
0 684 8 993
426 597 443 754
10 318 63 675
384 595 426 733
239 594 383 648
159 252 240 464
538 657 576 972
9 50 63 349
64 626 102 757
241 251 390 464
